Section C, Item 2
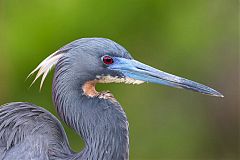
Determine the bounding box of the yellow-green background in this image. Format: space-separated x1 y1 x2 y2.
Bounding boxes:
0 0 238 159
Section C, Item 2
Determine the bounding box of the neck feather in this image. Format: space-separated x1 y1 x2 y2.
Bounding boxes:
52 64 129 160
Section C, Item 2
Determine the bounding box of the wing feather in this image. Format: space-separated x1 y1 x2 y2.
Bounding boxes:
0 102 72 159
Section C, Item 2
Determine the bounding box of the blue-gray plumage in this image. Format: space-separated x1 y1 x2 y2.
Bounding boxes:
0 38 223 160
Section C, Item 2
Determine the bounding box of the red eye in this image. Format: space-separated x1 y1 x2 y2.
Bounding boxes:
102 56 114 65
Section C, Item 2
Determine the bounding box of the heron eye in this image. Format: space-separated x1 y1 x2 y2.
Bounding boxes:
102 56 114 65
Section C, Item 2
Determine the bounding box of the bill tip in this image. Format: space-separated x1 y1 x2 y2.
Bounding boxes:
212 91 224 98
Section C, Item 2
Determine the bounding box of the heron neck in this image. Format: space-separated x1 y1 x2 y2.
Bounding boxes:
52 78 129 160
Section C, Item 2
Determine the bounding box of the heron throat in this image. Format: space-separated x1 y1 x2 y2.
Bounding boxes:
82 75 144 100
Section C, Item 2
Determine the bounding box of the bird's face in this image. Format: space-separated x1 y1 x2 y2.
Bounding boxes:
30 38 222 97
68 38 222 97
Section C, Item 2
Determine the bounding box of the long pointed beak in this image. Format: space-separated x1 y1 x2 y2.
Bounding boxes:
108 57 223 97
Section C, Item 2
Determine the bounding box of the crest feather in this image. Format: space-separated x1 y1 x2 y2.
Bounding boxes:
28 51 64 89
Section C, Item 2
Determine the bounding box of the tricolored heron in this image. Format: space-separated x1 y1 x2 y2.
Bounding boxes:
0 38 223 160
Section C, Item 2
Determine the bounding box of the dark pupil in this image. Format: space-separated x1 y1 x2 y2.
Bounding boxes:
104 56 113 64
106 58 111 62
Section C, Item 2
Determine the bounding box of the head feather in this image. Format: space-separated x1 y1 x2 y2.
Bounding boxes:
28 51 64 89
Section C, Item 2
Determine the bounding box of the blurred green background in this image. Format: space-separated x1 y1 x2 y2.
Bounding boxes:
0 0 238 159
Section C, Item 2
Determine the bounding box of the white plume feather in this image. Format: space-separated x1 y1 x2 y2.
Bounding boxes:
28 51 64 89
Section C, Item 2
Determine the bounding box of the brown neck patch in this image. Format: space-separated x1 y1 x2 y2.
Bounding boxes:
82 80 116 102
82 81 98 97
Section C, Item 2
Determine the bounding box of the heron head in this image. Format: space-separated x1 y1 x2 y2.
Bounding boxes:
29 38 223 98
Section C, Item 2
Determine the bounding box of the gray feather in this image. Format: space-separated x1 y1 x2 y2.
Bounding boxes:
0 102 72 160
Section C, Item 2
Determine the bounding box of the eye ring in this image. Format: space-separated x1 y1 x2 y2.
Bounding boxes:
102 55 114 65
